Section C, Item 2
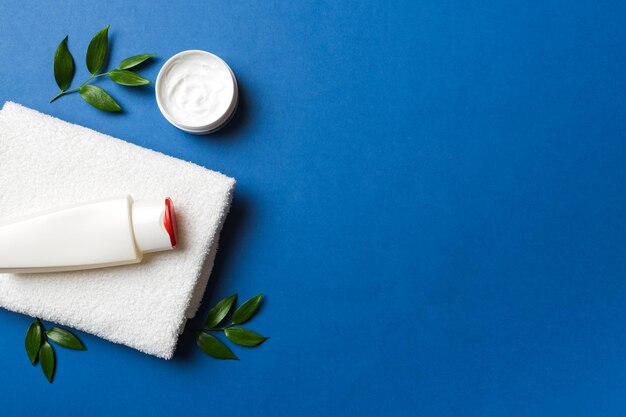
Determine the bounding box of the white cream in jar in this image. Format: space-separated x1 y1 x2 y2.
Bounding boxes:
156 50 238 134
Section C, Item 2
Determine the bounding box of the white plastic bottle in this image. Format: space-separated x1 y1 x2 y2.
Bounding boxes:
0 195 177 273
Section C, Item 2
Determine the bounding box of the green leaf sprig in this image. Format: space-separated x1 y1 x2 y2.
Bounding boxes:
22 292 265 381
196 294 268 360
50 25 155 112
25 319 86 383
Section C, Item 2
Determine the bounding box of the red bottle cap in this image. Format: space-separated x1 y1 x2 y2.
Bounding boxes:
164 197 177 248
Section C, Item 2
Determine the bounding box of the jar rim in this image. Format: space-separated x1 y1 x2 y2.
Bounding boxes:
155 50 238 134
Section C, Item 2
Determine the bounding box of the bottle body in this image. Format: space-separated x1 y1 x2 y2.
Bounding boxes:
0 195 177 273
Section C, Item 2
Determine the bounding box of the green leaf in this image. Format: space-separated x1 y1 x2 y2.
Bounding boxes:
39 342 55 383
86 25 109 74
109 69 150 86
204 294 237 329
79 85 122 112
224 328 268 347
118 53 156 70
196 332 238 360
46 327 86 350
53 36 74 90
25 320 42 365
231 294 264 325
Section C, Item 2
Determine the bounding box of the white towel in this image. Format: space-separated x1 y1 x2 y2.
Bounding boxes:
0 102 235 359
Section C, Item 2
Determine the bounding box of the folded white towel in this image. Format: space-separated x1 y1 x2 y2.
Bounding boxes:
0 102 235 359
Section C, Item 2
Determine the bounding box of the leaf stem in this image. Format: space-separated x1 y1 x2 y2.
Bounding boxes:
49 72 110 103
49 89 74 103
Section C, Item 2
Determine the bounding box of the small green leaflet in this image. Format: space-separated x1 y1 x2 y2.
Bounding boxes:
224 328 268 347
86 25 109 74
46 327 86 350
232 293 264 325
109 69 150 86
24 320 87 383
25 320 42 365
204 294 237 329
53 36 74 90
80 85 122 112
196 332 238 360
197 293 269 361
118 53 156 70
39 342 55 383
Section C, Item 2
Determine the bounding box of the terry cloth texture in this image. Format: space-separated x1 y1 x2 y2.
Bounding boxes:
0 102 235 359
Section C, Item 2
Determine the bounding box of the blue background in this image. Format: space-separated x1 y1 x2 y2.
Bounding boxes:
1 0 626 415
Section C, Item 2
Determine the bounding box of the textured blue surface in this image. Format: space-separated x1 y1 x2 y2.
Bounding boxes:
1 0 626 415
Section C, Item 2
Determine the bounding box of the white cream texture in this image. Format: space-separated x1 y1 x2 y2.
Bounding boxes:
158 51 234 128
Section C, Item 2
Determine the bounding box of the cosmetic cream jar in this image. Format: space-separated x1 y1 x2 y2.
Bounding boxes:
155 50 238 134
